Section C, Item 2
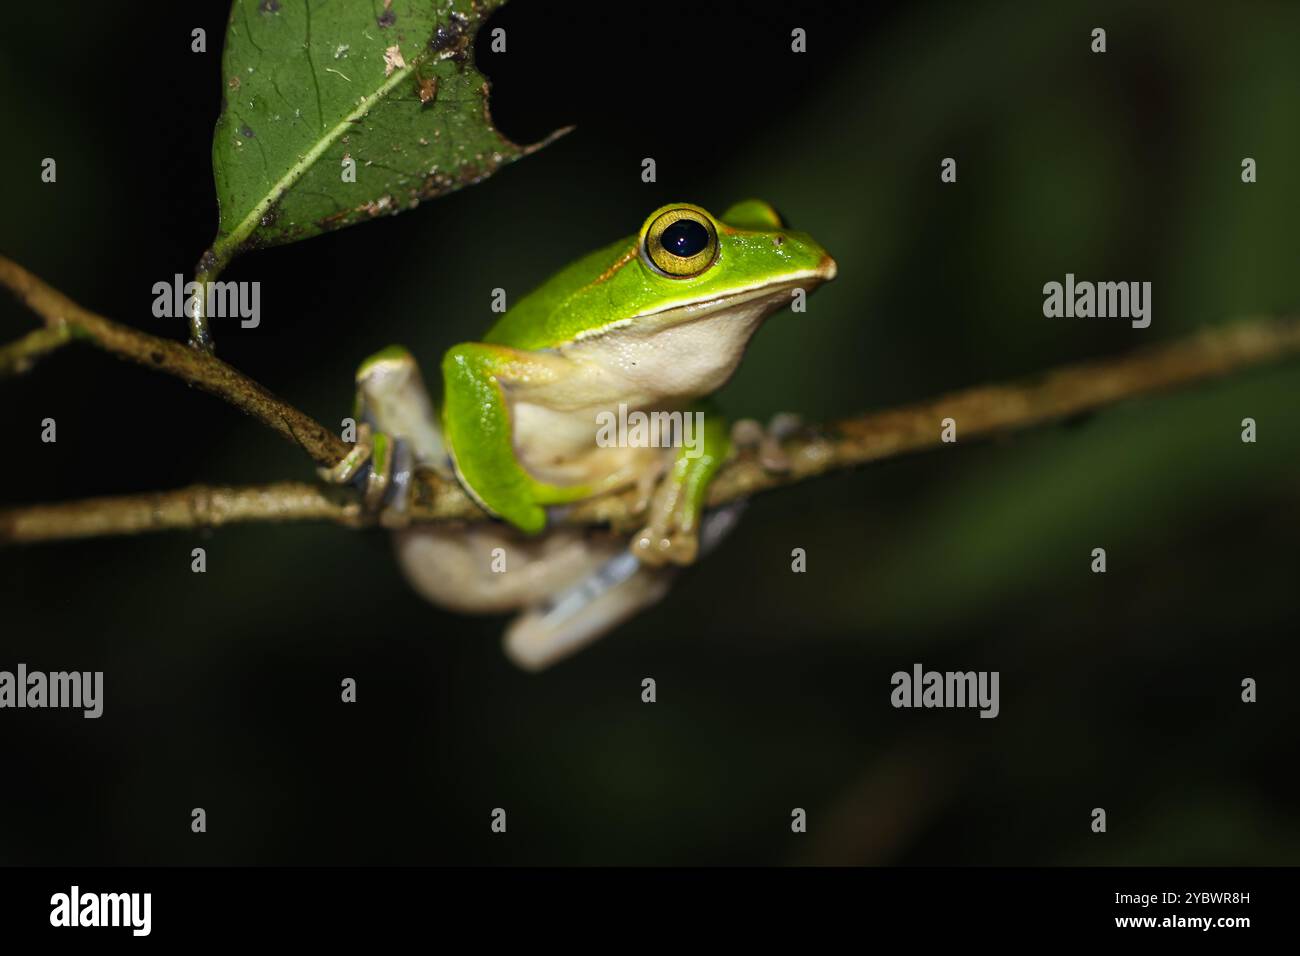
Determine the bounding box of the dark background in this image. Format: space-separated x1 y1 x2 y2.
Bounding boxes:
2 0 1298 865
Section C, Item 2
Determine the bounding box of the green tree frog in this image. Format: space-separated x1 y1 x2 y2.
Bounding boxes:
341 200 836 669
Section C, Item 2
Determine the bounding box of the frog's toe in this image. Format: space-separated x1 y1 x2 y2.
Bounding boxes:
375 437 416 527
632 498 746 567
316 424 416 522
631 523 700 567
731 414 799 473
767 411 803 442
728 418 763 447
318 423 374 485
632 457 668 513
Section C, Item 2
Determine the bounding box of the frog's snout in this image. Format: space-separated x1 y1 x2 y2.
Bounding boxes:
781 229 837 284
816 253 838 282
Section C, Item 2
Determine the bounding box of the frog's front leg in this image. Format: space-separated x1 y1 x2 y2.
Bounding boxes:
631 405 730 566
441 342 596 534
353 345 450 472
321 345 447 518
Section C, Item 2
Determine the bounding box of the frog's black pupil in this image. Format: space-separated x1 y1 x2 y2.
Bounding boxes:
660 218 709 258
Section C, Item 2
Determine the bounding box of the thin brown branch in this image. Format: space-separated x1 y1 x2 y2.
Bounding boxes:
0 255 348 468
0 483 362 543
701 314 1300 506
3 314 1298 545
0 323 81 376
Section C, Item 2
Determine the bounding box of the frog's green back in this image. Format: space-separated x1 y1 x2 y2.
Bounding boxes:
483 237 637 351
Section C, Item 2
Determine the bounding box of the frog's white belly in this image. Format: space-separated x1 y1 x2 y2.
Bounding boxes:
561 296 771 403
510 400 664 486
503 291 782 484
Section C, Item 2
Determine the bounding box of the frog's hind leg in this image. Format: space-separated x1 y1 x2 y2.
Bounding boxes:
504 501 747 670
395 522 673 669
396 524 628 614
504 552 675 671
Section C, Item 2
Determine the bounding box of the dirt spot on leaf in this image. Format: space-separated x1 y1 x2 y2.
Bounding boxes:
383 45 406 76
416 74 438 106
360 196 394 216
430 11 471 66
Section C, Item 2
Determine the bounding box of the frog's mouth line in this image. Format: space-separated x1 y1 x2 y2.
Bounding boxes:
568 258 837 343
635 259 839 324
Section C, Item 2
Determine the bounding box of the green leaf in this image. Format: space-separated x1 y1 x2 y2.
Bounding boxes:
205 0 555 274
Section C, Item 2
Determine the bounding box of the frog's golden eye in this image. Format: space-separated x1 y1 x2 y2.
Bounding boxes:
643 208 718 278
